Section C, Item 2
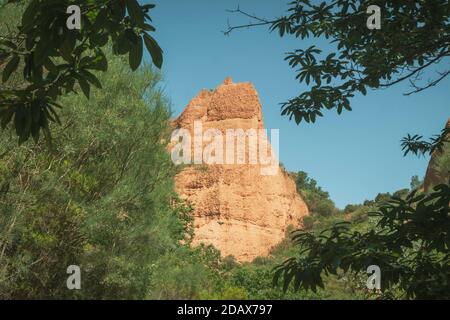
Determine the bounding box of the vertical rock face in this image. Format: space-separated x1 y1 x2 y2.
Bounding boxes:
423 118 450 191
172 77 309 262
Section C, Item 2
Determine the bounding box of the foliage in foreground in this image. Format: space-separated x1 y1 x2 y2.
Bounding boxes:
0 54 194 299
226 1 449 166
274 182 450 299
226 1 449 125
0 0 163 143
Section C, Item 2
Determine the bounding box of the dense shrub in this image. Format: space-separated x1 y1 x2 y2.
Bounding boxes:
0 54 195 299
293 171 338 217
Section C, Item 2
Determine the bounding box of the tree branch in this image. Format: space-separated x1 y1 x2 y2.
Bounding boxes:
223 6 275 36
379 50 450 88
404 69 450 96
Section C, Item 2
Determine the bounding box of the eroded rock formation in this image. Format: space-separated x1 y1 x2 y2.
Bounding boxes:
423 118 450 191
172 77 309 262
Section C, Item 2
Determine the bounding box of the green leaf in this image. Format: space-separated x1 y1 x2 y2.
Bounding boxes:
31 122 40 143
2 55 20 83
111 1 126 19
21 0 39 28
360 85 367 95
91 32 109 47
116 33 132 54
44 57 57 73
60 33 77 58
129 37 143 71
34 39 48 65
14 105 25 137
142 23 156 32
126 0 145 27
1 107 14 129
19 107 32 144
78 77 91 99
143 34 163 69
83 51 108 72
93 8 108 30
65 78 76 93
81 70 102 89
125 28 140 45
31 101 41 123
45 105 61 125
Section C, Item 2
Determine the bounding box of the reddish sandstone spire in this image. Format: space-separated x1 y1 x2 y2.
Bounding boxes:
223 76 233 85
173 79 309 261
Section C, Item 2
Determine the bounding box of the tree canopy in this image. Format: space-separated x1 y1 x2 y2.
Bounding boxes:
294 171 338 217
0 0 162 144
274 181 450 299
225 1 449 124
0 49 190 298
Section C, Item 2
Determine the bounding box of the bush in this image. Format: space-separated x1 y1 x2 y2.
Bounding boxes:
0 54 191 299
343 204 360 214
302 215 317 230
275 182 450 299
293 171 338 216
200 284 248 300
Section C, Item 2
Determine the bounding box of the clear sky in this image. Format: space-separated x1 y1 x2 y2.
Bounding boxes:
145 0 449 208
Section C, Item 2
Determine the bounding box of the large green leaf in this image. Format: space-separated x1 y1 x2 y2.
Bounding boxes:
143 34 163 69
126 0 145 27
2 55 20 83
78 77 91 99
21 0 39 29
129 37 143 71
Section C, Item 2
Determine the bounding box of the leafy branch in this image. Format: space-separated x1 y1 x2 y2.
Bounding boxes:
401 126 450 157
274 181 450 299
225 1 450 124
0 0 163 144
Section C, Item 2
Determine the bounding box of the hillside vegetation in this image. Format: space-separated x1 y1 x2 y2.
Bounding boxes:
1 1 447 300
0 53 212 299
0 49 423 299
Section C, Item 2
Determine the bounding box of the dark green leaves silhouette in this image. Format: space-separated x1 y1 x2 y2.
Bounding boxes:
401 127 450 157
226 1 450 124
274 182 450 299
0 0 163 144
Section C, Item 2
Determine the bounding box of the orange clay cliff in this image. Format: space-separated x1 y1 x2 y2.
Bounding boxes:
171 77 309 262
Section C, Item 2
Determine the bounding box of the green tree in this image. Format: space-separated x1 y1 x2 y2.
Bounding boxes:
0 0 163 143
226 1 449 124
294 171 337 216
224 1 450 299
225 1 449 154
0 52 190 299
274 182 450 299
410 175 423 191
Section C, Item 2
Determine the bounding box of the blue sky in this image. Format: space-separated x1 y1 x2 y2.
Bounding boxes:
145 0 449 208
